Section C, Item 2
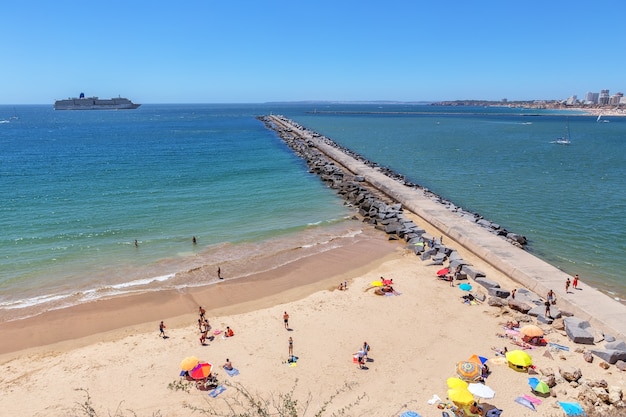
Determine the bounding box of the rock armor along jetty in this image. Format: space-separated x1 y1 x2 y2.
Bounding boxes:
259 114 626 344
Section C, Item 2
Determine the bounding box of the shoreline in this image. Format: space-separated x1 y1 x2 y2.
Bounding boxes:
0 231 397 360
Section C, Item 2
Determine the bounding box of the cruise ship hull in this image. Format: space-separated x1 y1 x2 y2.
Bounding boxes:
54 97 141 110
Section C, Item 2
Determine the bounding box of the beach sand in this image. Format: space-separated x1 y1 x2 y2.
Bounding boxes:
2 214 625 417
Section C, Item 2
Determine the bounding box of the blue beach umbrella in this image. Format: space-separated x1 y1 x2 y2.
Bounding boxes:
459 283 472 291
528 377 550 395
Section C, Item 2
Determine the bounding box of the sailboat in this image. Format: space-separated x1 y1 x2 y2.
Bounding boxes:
597 114 609 123
551 119 571 145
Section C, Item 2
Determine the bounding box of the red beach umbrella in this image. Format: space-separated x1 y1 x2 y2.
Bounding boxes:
189 362 213 380
437 268 450 276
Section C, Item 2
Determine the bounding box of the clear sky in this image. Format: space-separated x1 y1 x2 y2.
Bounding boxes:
2 1 625 104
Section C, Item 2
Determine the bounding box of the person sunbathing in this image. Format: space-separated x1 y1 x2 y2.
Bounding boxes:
223 358 233 371
381 285 399 295
505 320 520 329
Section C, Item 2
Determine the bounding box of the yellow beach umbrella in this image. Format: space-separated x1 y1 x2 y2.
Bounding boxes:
180 356 200 371
447 377 469 390
506 349 533 367
447 388 474 405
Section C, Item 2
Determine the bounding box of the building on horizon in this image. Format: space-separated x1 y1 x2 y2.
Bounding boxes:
585 92 599 105
599 89 610 105
609 92 623 106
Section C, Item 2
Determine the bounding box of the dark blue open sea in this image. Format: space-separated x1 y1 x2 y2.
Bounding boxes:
1 103 624 321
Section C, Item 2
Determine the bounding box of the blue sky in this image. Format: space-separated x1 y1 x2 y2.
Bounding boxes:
2 1 625 104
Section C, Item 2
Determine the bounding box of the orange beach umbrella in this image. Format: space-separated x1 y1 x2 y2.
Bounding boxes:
519 325 544 338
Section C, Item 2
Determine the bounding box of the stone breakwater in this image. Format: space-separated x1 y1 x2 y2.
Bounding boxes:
261 116 528 248
259 114 626 342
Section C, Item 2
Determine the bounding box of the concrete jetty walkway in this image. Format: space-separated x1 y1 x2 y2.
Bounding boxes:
267 115 626 340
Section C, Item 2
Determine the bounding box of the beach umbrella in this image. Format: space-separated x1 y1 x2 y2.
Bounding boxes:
437 268 450 276
558 401 585 416
528 377 550 395
180 356 199 371
519 325 544 338
468 382 495 399
400 412 422 417
446 377 468 389
506 349 533 367
459 283 472 291
456 361 482 382
447 388 474 405
467 354 487 365
189 362 213 380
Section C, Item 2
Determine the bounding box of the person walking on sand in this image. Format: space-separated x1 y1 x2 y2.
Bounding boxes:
566 278 571 293
199 306 206 320
159 321 166 338
544 300 552 318
283 311 289 329
547 289 555 304
573 274 579 289
288 337 293 357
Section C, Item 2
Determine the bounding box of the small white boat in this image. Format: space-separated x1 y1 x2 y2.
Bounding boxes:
551 119 571 145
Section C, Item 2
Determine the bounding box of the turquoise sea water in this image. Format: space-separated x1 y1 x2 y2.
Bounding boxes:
1 103 624 321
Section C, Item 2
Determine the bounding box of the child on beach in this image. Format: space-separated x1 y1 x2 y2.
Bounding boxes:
159 321 166 338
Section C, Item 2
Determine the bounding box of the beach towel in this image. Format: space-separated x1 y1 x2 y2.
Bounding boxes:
224 367 239 376
558 401 585 416
549 342 570 351
514 396 536 411
523 394 543 405
208 385 226 398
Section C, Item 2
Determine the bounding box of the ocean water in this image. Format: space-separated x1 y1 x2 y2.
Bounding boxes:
1 103 624 321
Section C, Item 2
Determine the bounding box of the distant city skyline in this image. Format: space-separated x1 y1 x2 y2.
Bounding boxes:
1 1 625 105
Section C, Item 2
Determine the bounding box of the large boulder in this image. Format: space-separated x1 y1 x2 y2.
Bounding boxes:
514 288 544 306
528 305 562 319
475 277 500 289
564 317 595 345
590 349 626 365
462 265 486 280
488 287 511 298
559 366 582 382
605 340 626 351
508 299 532 313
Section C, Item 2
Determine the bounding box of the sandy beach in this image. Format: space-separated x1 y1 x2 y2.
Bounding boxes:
2 210 625 417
